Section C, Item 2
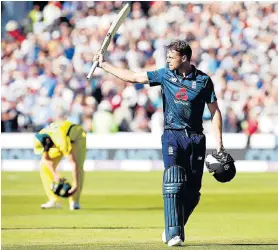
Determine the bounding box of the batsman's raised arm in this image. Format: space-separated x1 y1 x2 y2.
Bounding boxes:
93 54 149 84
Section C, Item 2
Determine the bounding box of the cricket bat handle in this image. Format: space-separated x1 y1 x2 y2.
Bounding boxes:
87 60 99 80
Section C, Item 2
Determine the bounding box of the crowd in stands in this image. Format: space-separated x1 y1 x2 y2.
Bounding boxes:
1 1 278 135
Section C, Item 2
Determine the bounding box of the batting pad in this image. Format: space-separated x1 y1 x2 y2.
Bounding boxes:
163 165 187 242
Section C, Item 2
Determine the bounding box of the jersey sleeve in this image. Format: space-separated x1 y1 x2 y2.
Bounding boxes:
34 133 44 155
147 68 166 87
34 132 62 158
205 77 217 104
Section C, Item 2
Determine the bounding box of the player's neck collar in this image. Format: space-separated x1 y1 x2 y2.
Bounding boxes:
174 65 196 80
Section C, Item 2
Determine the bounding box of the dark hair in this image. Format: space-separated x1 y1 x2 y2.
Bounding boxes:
165 40 192 61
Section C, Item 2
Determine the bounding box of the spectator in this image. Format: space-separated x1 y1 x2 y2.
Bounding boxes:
1 97 21 132
28 5 43 31
5 20 26 43
1 2 278 134
223 107 241 133
43 1 62 26
93 100 118 133
242 108 260 136
130 106 151 132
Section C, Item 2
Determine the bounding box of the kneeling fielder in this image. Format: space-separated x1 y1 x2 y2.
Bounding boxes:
34 120 86 210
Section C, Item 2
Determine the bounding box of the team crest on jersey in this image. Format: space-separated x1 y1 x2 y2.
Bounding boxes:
174 87 189 105
192 80 196 89
175 88 188 101
168 146 174 155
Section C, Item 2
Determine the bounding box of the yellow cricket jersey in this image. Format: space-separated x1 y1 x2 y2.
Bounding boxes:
34 120 77 158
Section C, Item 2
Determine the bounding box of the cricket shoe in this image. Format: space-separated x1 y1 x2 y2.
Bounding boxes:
41 200 62 209
70 201 81 210
162 230 167 244
168 236 183 247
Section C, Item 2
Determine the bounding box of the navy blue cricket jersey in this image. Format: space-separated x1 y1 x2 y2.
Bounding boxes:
147 65 217 132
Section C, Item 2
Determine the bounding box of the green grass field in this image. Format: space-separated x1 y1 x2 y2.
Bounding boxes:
2 171 278 249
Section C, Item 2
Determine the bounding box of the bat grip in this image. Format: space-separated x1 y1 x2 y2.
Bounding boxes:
87 60 99 80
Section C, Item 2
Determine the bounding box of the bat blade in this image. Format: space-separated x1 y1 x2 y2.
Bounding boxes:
87 4 131 80
100 4 130 53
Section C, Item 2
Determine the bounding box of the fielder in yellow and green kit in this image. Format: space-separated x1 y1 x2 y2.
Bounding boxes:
34 120 86 210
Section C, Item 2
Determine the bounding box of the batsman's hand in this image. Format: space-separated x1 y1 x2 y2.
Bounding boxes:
68 184 78 196
93 53 104 68
54 173 61 182
205 150 235 173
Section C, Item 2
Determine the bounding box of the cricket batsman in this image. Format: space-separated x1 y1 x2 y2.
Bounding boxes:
92 40 235 246
34 120 86 210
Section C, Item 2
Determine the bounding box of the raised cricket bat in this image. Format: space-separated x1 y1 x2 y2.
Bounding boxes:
87 3 131 80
